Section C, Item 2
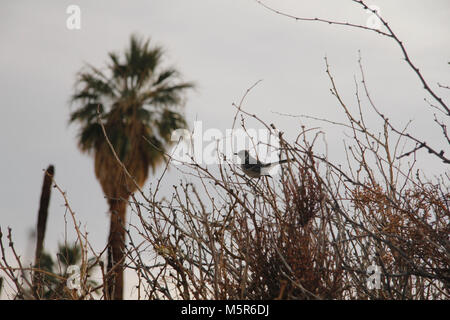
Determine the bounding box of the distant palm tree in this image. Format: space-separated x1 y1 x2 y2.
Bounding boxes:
70 35 194 299
28 243 98 299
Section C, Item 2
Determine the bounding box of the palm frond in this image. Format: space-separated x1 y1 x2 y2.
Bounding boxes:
69 103 103 124
156 109 187 142
144 82 194 107
77 122 103 152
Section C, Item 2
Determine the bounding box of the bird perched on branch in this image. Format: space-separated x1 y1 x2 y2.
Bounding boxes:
234 150 293 178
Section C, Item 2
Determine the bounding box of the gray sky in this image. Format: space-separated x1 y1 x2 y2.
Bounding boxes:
0 0 449 298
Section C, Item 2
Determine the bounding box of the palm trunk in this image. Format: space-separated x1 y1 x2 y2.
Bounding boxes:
33 165 54 296
106 198 127 300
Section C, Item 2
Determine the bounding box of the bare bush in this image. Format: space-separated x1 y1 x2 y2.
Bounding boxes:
122 55 448 299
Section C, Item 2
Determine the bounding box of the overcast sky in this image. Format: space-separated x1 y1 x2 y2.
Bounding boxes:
1 0 449 298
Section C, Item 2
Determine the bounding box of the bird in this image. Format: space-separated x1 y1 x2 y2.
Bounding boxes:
234 150 293 178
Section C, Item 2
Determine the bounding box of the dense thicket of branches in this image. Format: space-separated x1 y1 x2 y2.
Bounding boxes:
122 66 448 299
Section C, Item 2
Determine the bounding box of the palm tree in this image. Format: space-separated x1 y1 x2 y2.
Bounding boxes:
69 35 194 299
